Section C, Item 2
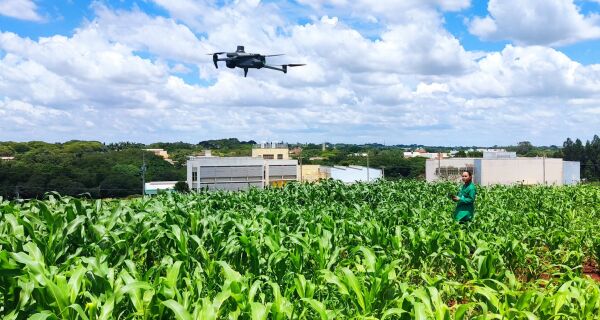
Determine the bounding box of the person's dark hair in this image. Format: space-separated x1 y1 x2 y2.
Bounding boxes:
463 171 472 177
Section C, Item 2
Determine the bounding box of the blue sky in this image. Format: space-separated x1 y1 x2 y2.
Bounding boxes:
1 0 600 146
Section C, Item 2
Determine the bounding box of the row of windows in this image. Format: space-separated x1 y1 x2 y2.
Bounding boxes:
435 166 474 178
262 154 284 159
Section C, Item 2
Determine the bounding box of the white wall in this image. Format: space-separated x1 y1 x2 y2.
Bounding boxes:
428 158 573 186
563 161 581 185
478 158 563 186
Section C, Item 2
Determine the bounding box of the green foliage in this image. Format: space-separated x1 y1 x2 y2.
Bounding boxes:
0 145 15 157
173 181 190 193
0 180 599 318
562 135 600 181
0 144 185 199
454 150 483 158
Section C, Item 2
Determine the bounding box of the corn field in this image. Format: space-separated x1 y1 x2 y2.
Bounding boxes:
1 180 600 319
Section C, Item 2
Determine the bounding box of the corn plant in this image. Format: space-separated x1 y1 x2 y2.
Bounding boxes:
0 180 599 318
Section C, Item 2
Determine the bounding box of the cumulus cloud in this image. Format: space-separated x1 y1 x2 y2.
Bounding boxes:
468 0 600 46
0 0 42 21
0 1 599 145
451 45 600 98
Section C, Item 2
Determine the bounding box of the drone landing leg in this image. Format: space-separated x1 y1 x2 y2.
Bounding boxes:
244 68 248 77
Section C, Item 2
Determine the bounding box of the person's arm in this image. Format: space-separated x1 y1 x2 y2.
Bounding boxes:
458 186 475 204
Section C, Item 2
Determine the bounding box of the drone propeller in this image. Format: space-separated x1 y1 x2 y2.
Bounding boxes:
205 52 225 55
263 54 285 57
277 64 306 74
273 64 306 67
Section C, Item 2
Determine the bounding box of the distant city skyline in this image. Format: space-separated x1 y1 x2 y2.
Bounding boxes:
1 0 600 145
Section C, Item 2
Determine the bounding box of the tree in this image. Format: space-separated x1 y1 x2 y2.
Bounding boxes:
454 150 467 158
0 145 15 156
561 135 600 181
174 181 190 193
516 141 533 155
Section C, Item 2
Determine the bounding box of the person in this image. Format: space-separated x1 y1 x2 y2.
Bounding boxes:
451 171 476 223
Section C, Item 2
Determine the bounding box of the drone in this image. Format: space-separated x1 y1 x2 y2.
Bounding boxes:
208 46 305 77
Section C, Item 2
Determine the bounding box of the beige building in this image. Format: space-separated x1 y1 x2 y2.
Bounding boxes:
144 148 169 159
300 165 330 182
252 143 289 160
144 148 175 165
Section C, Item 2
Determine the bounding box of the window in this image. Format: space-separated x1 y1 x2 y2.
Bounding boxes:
277 154 283 159
263 154 274 159
192 171 197 181
435 166 474 180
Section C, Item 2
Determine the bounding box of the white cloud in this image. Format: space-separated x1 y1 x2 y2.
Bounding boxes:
0 0 42 21
415 82 450 95
468 0 600 46
0 2 599 145
451 45 600 98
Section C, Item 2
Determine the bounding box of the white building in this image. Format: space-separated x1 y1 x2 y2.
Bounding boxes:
404 151 448 159
144 181 177 195
483 151 516 159
322 165 383 184
426 158 580 186
186 156 298 191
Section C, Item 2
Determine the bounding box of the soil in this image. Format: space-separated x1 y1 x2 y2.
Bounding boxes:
583 258 600 282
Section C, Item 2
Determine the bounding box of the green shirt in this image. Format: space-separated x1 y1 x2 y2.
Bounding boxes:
454 182 476 222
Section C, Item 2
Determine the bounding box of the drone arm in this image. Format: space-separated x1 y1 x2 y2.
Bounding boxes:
212 54 233 69
262 64 286 73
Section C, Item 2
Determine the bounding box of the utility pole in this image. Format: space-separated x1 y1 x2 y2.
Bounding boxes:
141 153 147 196
438 152 441 181
543 154 546 185
299 147 303 182
366 152 370 182
15 185 19 200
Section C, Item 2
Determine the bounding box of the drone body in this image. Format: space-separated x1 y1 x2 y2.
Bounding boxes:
210 46 305 77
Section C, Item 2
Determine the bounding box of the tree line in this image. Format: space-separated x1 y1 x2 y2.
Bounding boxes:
0 141 184 199
1 136 597 199
560 135 600 181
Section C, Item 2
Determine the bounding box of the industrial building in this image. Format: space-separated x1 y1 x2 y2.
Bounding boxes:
327 166 383 184
186 155 298 191
426 157 580 186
